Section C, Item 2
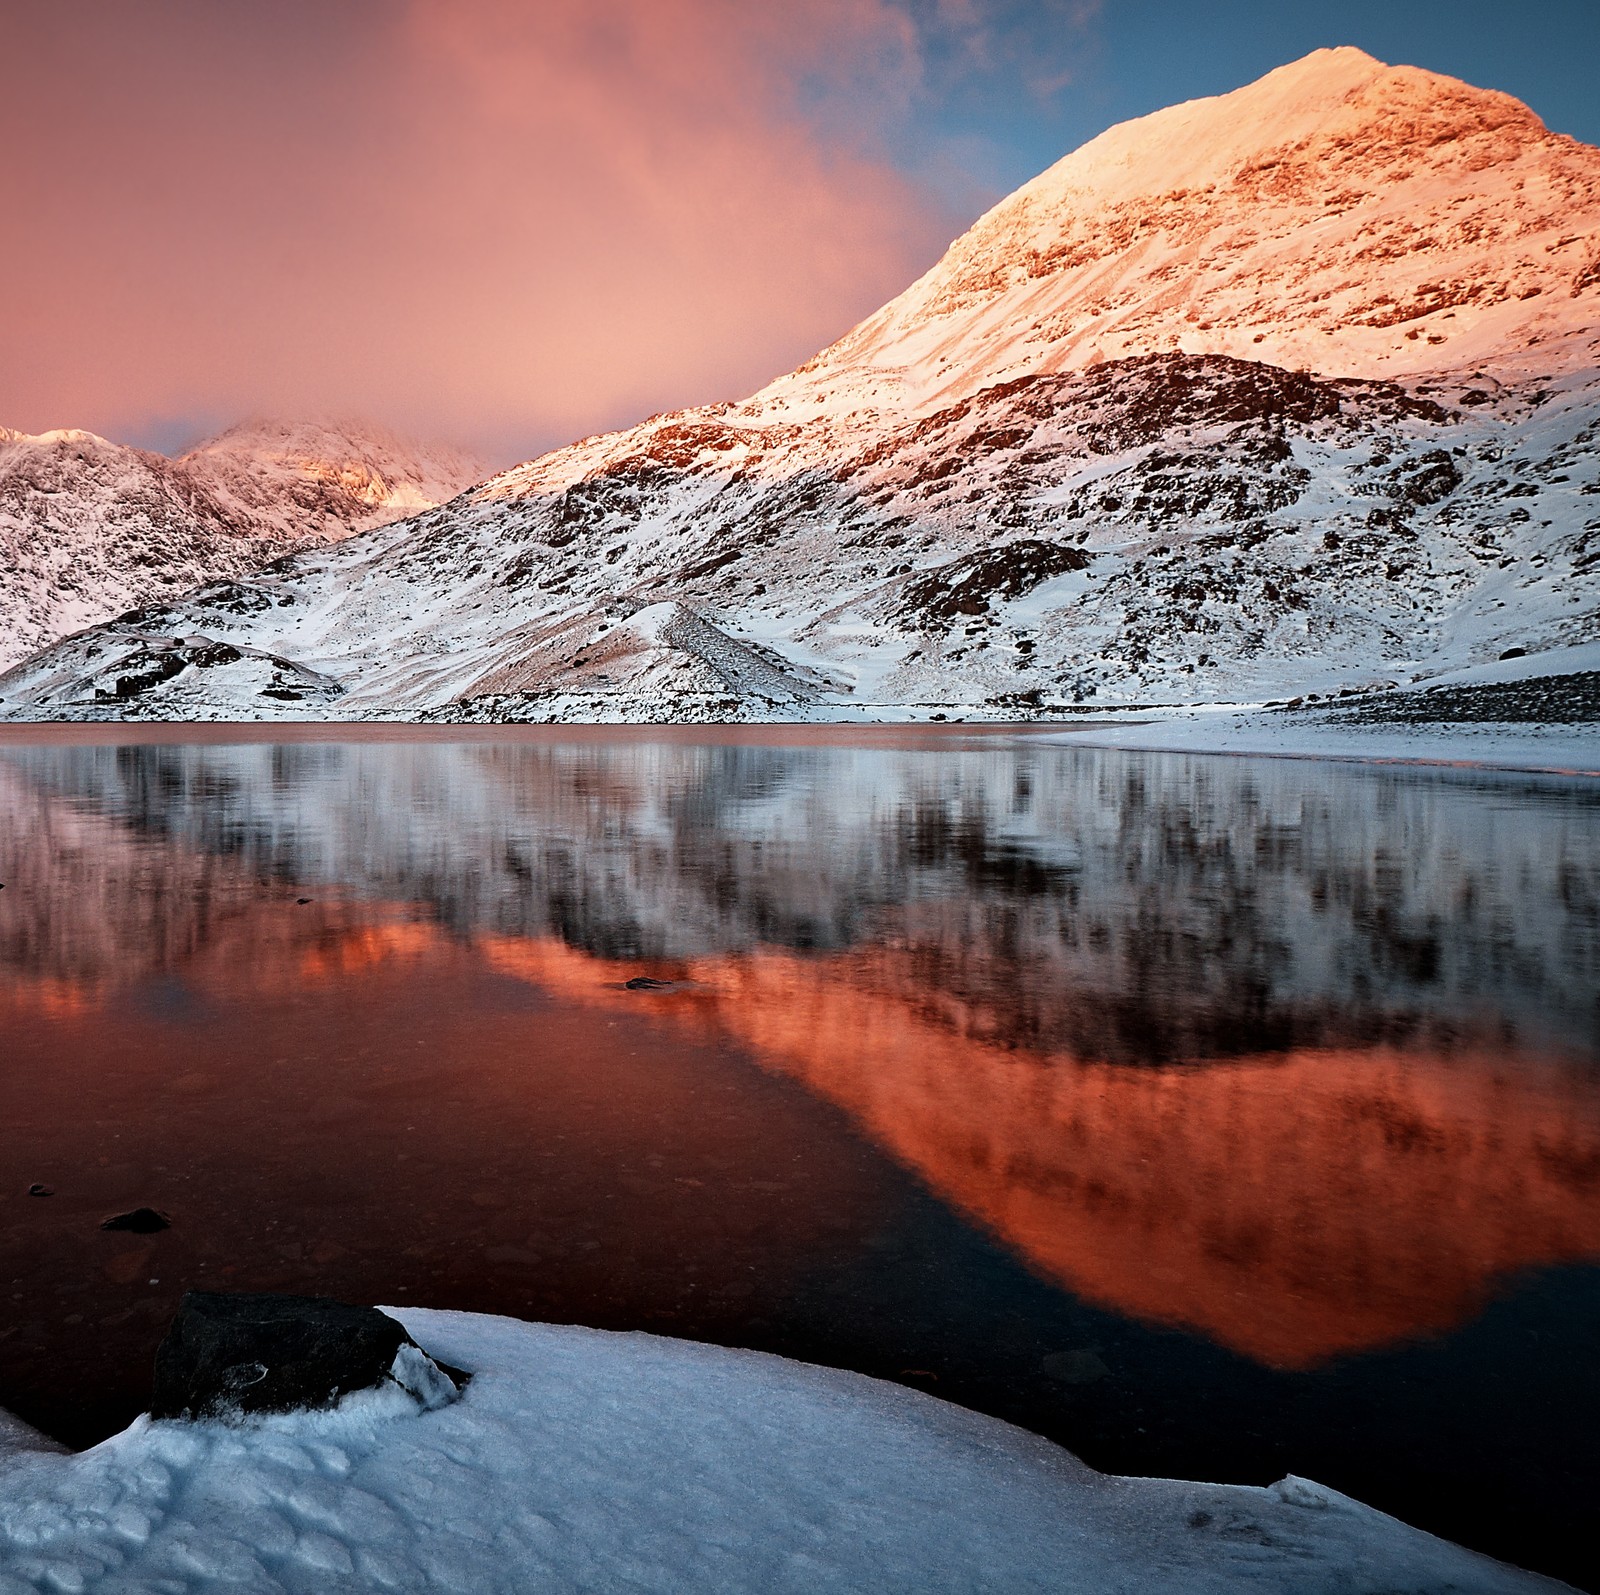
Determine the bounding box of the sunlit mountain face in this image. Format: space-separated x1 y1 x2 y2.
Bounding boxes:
5 49 1597 723
1 733 1597 1580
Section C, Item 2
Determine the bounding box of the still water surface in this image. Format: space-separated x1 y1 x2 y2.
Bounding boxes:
1 730 1597 1585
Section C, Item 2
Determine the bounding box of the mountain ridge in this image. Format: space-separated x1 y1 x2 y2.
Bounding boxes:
755 46 1600 419
1 47 1596 724
0 419 485 670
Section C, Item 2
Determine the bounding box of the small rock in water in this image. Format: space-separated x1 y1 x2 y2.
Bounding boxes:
1041 1348 1110 1385
102 1208 170 1233
624 976 674 991
151 1291 468 1421
28 1183 53 1197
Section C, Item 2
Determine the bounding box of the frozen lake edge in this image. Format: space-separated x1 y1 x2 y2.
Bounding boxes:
0 1309 1575 1593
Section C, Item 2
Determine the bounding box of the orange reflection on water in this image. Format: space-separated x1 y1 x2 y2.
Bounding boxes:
0 913 443 1013
480 935 1600 1368
293 920 443 986
0 973 98 1020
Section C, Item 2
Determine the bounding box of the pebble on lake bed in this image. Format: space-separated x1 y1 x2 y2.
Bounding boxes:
101 1208 171 1234
1043 1349 1111 1384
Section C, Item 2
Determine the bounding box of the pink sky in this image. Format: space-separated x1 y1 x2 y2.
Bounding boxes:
6 2 1595 462
0 0 979 459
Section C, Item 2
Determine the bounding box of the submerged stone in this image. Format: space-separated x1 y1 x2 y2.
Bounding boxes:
1042 1348 1111 1385
101 1208 169 1233
150 1291 466 1422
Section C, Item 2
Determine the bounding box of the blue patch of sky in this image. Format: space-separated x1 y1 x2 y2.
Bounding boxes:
886 0 1600 217
120 413 231 458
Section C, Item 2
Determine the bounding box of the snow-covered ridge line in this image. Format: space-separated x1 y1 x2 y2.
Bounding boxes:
0 419 486 671
757 46 1600 419
3 351 1594 722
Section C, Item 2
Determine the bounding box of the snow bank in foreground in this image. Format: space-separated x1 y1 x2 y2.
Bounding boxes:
0 1310 1569 1593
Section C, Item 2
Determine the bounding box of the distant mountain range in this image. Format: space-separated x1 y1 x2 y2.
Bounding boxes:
0 419 483 671
1 47 1596 722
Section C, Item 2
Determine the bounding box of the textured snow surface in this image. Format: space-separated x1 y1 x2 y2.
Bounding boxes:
0 1310 1570 1593
4 355 1594 728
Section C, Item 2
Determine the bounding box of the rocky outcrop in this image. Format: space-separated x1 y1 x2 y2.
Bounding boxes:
150 1292 464 1422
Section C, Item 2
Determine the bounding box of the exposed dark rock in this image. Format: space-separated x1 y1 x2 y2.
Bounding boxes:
27 1183 52 1197
900 540 1090 625
1389 449 1462 507
1323 671 1600 725
624 976 674 991
102 1208 170 1233
150 1291 466 1422
97 646 192 702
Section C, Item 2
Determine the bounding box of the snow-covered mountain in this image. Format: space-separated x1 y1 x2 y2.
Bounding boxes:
1 48 1596 722
759 46 1600 414
0 419 484 670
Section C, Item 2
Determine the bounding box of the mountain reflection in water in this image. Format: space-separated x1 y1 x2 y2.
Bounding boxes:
478 936 1600 1368
1 734 1598 1582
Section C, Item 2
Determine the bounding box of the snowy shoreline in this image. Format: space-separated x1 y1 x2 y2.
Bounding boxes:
1037 711 1599 777
0 1310 1574 1593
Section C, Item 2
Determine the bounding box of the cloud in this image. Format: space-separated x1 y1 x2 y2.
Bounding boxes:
0 0 1098 459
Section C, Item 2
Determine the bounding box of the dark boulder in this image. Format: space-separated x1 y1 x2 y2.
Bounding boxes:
151 1291 466 1422
102 1207 169 1233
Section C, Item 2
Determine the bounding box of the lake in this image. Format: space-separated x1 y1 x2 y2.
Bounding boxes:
1 728 1597 1588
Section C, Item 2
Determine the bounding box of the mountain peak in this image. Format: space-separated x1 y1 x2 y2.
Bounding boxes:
1018 46 1546 205
1022 46 1394 202
180 416 486 524
755 49 1596 414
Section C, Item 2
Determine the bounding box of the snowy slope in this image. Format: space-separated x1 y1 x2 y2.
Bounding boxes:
177 419 483 541
1 48 1596 724
0 1310 1572 1592
756 46 1600 416
0 421 484 670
